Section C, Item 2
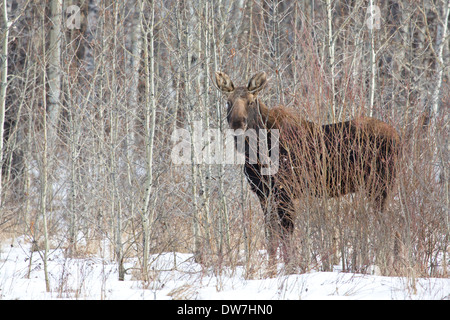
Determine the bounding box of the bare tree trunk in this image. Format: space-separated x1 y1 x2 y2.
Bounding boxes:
272 0 282 104
47 0 62 151
67 92 79 257
174 1 202 262
199 0 212 257
141 0 156 282
292 0 299 93
430 0 450 239
120 0 143 282
0 0 11 207
40 96 50 292
368 0 377 117
326 0 336 121
210 0 231 262
40 7 50 291
430 0 449 118
126 0 142 167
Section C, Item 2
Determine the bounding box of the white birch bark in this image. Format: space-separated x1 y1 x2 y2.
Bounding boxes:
430 0 450 238
430 0 449 117
122 1 142 280
211 0 231 259
0 0 11 207
47 0 62 150
141 0 156 281
368 0 377 117
326 0 336 121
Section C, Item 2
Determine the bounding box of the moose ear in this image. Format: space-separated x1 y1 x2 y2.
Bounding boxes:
247 72 267 94
215 71 235 93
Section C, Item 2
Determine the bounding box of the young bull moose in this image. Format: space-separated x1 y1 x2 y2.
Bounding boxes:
214 71 400 272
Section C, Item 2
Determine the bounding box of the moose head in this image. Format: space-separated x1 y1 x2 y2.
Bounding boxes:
215 71 268 132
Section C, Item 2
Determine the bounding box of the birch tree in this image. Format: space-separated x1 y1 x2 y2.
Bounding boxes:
325 0 336 121
0 0 11 207
430 0 449 120
47 0 62 150
367 0 377 117
39 4 51 292
141 0 157 282
429 0 449 239
211 0 231 262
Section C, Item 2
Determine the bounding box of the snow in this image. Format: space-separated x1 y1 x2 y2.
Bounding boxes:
1 237 449 300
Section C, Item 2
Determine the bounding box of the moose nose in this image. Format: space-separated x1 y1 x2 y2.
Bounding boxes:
231 118 247 132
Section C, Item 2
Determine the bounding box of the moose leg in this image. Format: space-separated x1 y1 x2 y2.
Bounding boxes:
373 176 404 273
278 201 295 272
264 209 279 275
255 193 278 276
374 189 388 213
263 207 295 276
262 189 295 276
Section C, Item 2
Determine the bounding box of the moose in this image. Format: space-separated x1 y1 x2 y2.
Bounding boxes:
214 71 400 272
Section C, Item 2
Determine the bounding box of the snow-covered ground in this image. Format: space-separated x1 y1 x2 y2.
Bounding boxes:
1 237 449 300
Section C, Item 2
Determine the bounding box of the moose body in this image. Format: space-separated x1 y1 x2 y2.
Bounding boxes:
215 71 400 270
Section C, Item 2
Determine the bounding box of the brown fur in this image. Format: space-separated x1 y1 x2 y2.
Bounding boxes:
215 72 400 270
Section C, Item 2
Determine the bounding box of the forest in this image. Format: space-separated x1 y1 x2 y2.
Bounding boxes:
0 0 448 294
